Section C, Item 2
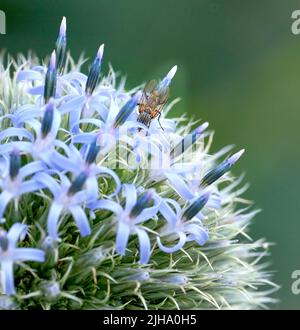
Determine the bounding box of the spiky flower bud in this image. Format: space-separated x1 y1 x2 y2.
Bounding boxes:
85 44 104 96
130 190 154 218
85 140 100 165
200 149 245 187
44 51 57 103
113 91 142 128
159 65 177 88
41 102 55 138
8 150 20 180
55 17 67 74
68 171 88 195
182 189 211 220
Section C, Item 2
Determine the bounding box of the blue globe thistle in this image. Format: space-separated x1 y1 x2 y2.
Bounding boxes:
0 17 277 309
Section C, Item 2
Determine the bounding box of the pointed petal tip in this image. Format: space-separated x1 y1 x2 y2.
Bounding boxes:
97 44 105 59
60 17 67 36
50 51 56 69
196 121 209 134
201 121 209 129
228 149 245 165
167 65 177 80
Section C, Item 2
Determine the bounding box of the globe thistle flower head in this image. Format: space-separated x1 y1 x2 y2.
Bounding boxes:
0 18 277 309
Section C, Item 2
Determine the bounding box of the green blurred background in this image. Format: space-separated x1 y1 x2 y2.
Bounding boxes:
0 0 299 309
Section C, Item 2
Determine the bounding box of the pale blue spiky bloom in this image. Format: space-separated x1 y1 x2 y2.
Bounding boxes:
0 17 278 309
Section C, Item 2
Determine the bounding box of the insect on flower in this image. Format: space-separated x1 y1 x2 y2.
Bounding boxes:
137 79 170 130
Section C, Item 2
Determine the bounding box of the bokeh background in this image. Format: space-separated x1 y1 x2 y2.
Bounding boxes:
1 0 299 309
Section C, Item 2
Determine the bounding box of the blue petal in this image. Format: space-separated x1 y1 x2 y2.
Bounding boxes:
0 142 33 155
13 248 45 262
27 85 44 95
27 119 42 135
47 202 64 239
135 195 161 224
50 151 79 172
50 108 61 138
69 143 84 159
19 180 44 194
71 190 90 204
72 133 97 144
86 177 99 202
90 199 123 215
7 223 27 246
19 161 47 179
165 172 194 200
106 97 120 124
123 184 137 213
0 191 14 219
15 103 40 115
135 228 151 264
15 107 42 126
157 232 186 253
53 140 74 158
93 102 109 121
0 127 34 142
159 199 180 228
34 172 61 197
0 155 9 173
1 261 15 295
185 224 209 245
96 132 116 155
69 205 91 237
38 151 57 168
116 221 130 256
69 107 81 134
59 95 85 115
17 70 43 82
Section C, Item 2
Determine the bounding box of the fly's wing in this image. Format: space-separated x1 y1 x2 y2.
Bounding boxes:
144 79 158 99
158 85 169 105
139 80 158 108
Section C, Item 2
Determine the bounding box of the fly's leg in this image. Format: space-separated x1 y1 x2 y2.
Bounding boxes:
157 112 164 131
